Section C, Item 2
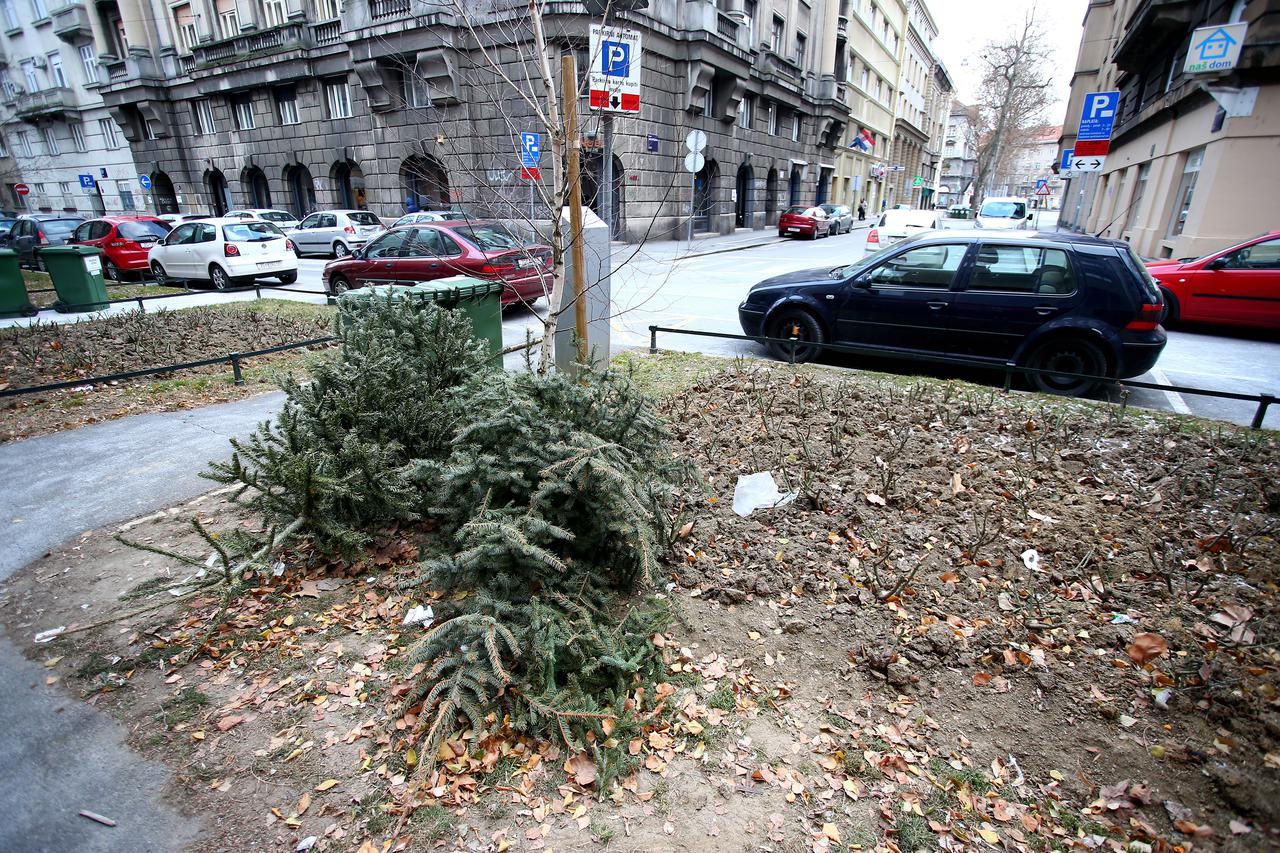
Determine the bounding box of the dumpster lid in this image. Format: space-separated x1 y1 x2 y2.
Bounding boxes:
407 276 507 302
36 245 104 256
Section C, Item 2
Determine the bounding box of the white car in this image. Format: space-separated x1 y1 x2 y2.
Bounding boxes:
864 209 941 251
148 218 298 291
287 209 385 258
225 208 300 230
975 197 1032 230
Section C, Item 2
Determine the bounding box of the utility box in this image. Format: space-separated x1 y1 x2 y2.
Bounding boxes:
339 277 505 359
553 206 611 373
39 245 109 313
0 248 36 318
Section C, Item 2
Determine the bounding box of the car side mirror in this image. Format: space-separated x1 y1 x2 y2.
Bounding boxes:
1206 256 1227 270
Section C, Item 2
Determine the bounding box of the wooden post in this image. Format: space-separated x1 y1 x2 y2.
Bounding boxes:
562 54 589 366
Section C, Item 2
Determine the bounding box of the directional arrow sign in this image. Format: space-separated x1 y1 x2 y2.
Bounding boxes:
1069 156 1106 172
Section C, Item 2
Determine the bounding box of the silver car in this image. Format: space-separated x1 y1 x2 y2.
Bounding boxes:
819 204 855 234
288 209 385 258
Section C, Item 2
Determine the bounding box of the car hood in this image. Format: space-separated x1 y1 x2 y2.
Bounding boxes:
750 267 833 291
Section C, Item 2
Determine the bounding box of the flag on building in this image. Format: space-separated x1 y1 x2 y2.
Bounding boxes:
848 128 874 151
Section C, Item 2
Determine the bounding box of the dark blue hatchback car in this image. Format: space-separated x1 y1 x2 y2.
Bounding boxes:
738 230 1167 395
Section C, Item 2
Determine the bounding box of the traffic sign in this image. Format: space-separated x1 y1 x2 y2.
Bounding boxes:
1069 155 1106 172
1184 23 1247 74
520 167 542 181
683 151 705 173
911 176 923 187
1035 183 1051 196
78 174 96 189
1077 91 1119 141
684 129 707 152
1035 178 1048 191
888 164 906 172
519 131 540 168
138 174 152 190
1059 149 1074 171
14 183 29 196
588 25 642 113
1073 138 1110 157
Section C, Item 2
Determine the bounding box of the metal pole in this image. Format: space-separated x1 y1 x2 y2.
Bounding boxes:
601 113 614 238
688 172 695 244
230 353 244 385
562 55 589 366
649 326 657 354
1252 394 1274 430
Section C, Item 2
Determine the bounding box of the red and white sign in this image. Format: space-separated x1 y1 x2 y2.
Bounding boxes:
520 167 542 181
1072 139 1110 157
1036 184 1051 196
14 183 30 196
588 24 642 114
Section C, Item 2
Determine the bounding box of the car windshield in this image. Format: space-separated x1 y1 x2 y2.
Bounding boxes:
223 222 283 242
43 219 82 238
819 205 839 214
830 242 903 278
0 219 15 230
348 212 382 226
452 224 523 251
258 211 295 223
119 220 171 240
980 201 1025 218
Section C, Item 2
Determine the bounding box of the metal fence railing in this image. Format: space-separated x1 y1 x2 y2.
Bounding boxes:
647 325 1277 431
18 282 330 315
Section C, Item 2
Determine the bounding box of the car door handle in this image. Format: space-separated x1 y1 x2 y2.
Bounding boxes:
927 301 947 310
825 294 835 300
1034 306 1055 316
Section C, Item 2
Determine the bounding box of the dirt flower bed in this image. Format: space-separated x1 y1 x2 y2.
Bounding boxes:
0 300 335 443
1 353 1276 852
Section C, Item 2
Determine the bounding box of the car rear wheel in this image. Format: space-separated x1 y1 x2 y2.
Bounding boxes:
210 265 232 291
766 309 825 363
103 260 121 282
1026 338 1105 397
809 228 819 241
329 275 351 296
151 262 169 287
278 271 298 284
1159 287 1180 325
333 242 351 259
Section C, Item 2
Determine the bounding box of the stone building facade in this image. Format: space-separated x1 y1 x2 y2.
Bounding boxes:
881 0 947 209
88 0 913 241
938 98 976 209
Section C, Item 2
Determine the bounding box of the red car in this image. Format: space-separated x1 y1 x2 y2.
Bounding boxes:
69 216 172 281
323 221 553 306
1145 231 1280 329
777 205 833 240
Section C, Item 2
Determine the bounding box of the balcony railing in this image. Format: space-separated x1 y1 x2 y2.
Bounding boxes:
716 12 738 41
191 22 309 67
836 14 848 34
13 87 78 118
310 19 341 46
371 0 410 19
52 2 92 43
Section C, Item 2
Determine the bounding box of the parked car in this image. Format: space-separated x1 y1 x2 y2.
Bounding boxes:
322 220 552 306
148 218 298 290
0 217 16 242
818 204 855 235
975 196 1032 230
778 206 833 240
7 214 87 268
737 230 1167 396
157 213 214 225
864 209 940 250
288 210 385 258
392 210 476 227
225 209 301 230
1145 231 1280 329
68 216 172 281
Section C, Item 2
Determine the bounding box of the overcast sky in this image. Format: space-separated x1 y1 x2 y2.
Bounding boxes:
931 0 1091 125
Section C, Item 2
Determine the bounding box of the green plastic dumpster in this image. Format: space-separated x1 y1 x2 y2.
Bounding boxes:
339 277 505 358
39 245 109 313
0 248 37 318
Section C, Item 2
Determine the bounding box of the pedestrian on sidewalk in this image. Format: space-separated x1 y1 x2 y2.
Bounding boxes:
857 201 866 221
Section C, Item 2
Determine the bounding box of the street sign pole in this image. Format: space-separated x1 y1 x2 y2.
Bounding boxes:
601 114 614 238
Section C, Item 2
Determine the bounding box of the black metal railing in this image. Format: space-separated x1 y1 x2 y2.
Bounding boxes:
647 325 1277 430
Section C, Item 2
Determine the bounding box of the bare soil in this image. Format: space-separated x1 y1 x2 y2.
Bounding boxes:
1 354 1276 852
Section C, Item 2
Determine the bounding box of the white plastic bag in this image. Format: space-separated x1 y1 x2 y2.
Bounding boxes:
732 472 798 517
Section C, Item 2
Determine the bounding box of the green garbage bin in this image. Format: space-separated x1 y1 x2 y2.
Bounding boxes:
39 245 109 313
0 248 36 319
339 277 505 358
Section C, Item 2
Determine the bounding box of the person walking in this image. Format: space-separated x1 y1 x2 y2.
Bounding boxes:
857 201 866 221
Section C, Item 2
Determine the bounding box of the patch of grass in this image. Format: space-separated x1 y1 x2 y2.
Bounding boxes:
76 651 122 679
121 575 181 601
929 757 989 792
706 680 736 711
842 749 880 779
611 350 729 400
202 298 336 324
353 793 394 836
157 686 210 727
591 822 616 845
410 802 455 841
895 812 932 852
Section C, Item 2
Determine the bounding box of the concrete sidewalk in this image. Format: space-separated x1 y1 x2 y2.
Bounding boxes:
620 220 873 262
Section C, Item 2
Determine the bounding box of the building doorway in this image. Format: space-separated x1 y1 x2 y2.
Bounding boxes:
400 154 449 211
765 168 778 222
150 171 179 214
205 169 231 215
283 164 316 217
693 159 718 232
332 160 367 209
734 163 753 228
788 165 802 206
244 167 271 209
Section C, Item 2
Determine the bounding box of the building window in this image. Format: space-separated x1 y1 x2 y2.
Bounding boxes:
217 4 240 39
324 78 351 119
1166 147 1203 238
312 0 338 19
0 70 14 98
47 52 66 88
193 98 216 134
1 0 19 30
1123 163 1150 235
29 0 46 19
406 64 430 109
144 119 160 140
17 130 33 156
276 88 299 124
770 15 784 49
791 113 801 142
742 0 757 45
737 94 754 129
70 122 87 152
233 96 256 130
261 0 287 27
80 45 99 84
794 32 807 67
119 182 136 211
0 134 7 157
173 3 198 52
42 127 60 155
99 117 121 149
21 60 41 92
766 101 777 135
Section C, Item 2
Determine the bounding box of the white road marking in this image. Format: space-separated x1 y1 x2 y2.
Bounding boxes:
1150 367 1192 415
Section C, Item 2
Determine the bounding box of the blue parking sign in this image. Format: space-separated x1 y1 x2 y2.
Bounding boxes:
519 132 540 169
1077 91 1119 141
601 40 630 77
78 174 96 189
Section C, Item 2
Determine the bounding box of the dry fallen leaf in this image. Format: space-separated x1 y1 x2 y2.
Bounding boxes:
565 751 598 787
865 493 886 506
297 792 311 815
1126 632 1169 664
315 779 340 791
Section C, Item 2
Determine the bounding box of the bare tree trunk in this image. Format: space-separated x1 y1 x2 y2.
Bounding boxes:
530 0 566 374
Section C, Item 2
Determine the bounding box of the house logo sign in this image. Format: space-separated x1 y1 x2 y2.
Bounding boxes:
1184 22 1248 74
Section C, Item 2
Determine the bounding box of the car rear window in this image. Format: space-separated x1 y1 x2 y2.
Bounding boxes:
347 212 381 226
784 206 808 215
119 220 171 240
1123 245 1162 302
43 219 82 238
223 223 284 242
259 211 295 223
979 201 1026 218
452 224 523 251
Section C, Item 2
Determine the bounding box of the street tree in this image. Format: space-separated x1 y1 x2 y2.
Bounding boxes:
970 10 1053 208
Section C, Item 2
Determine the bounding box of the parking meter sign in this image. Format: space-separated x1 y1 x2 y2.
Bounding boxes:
588 25 642 113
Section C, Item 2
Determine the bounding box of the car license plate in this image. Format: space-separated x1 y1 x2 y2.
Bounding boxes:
516 258 534 269
788 227 800 232
257 260 280 269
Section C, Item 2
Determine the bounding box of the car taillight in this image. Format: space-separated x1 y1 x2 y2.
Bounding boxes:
37 230 48 245
285 239 297 253
344 225 356 234
866 228 879 244
480 258 515 275
224 243 241 257
1126 303 1163 331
